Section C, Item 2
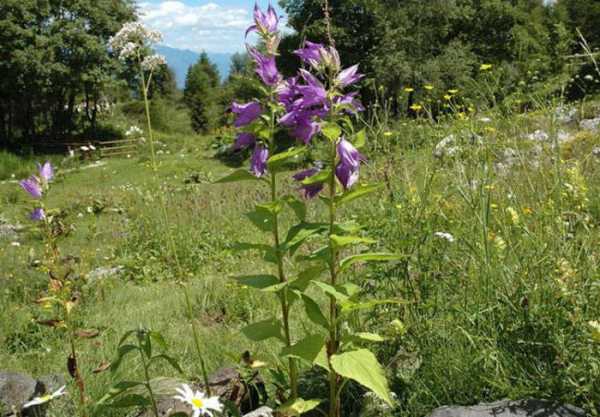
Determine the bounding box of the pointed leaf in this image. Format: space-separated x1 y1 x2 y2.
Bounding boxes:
330 349 393 405
322 122 342 141
241 318 284 342
339 253 403 272
280 334 326 363
233 274 279 289
301 294 329 330
335 184 383 206
330 235 375 249
278 398 322 416
267 147 306 171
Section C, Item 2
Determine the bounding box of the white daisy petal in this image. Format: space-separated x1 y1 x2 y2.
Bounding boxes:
192 409 201 417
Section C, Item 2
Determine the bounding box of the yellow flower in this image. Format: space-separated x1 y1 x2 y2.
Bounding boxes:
480 63 493 71
403 87 414 93
490 203 498 209
448 89 459 94
409 104 423 111
383 131 393 137
424 84 434 90
522 207 533 215
457 112 467 120
507 207 519 225
443 94 452 101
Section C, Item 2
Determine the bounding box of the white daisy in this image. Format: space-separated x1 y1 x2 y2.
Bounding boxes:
174 384 223 417
434 232 455 243
23 385 66 409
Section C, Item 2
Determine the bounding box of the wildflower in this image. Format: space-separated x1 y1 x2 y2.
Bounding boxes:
141 54 167 71
409 104 423 111
174 384 223 417
37 161 54 183
231 101 262 127
23 386 66 409
109 22 162 60
433 232 455 242
248 47 282 86
448 89 459 94
522 207 533 215
20 176 42 199
293 118 321 144
589 321 600 343
294 41 324 65
125 125 143 137
507 207 519 225
246 3 279 37
336 64 364 88
251 145 269 177
335 137 365 189
443 94 452 101
293 167 324 199
403 87 414 93
480 63 493 71
31 208 46 221
233 133 256 150
383 131 393 137
424 84 434 90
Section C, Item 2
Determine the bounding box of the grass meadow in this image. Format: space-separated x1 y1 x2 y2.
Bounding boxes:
1 100 600 416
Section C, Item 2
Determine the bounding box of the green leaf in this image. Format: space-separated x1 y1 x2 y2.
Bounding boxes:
232 274 279 289
330 349 393 405
148 331 167 352
283 222 327 255
330 234 375 249
301 295 329 330
246 208 274 232
278 398 322 416
354 129 367 149
110 344 138 373
96 381 144 406
321 122 342 141
151 354 184 374
283 195 307 221
311 281 349 302
214 169 261 184
290 266 325 292
296 246 331 264
267 147 306 171
241 318 284 342
117 330 136 347
280 334 326 363
339 253 403 272
344 332 386 343
335 184 383 206
301 169 330 185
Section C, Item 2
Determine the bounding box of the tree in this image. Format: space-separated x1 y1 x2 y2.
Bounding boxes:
183 53 221 133
0 0 136 146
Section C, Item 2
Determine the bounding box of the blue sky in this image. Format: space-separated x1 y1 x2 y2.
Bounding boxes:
137 0 288 53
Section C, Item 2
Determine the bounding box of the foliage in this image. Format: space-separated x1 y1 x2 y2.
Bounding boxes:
183 53 221 133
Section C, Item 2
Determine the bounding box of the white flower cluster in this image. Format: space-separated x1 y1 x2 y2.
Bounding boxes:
141 54 167 71
109 21 162 61
125 125 143 137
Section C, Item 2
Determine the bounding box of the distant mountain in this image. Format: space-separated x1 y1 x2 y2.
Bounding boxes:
154 45 232 89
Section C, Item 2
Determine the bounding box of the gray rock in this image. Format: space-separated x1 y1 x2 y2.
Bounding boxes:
0 224 22 241
0 372 40 415
579 117 600 132
36 375 66 395
555 105 577 124
427 399 587 417
243 406 274 417
87 266 124 281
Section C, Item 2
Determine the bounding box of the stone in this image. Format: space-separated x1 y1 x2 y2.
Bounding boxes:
243 406 274 417
86 266 124 281
555 105 577 124
0 372 40 416
579 117 600 132
427 399 587 417
36 375 66 395
0 223 22 241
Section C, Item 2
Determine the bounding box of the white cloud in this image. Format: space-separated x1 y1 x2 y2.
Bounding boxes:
138 1 253 53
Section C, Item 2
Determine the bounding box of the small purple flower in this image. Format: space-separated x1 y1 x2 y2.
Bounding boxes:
30 208 46 221
293 117 321 144
296 69 327 107
293 167 324 199
335 137 365 189
232 101 262 127
37 161 54 183
334 92 365 113
246 3 279 37
233 133 256 150
336 64 364 87
20 176 42 199
294 41 324 65
248 47 281 86
250 145 269 177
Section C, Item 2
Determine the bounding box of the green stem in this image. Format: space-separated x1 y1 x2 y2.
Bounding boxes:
139 65 211 393
139 343 160 417
326 139 340 417
270 171 298 400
